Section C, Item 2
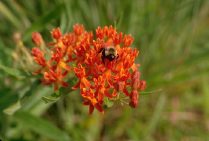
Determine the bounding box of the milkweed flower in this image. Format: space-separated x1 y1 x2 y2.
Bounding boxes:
73 26 146 113
31 24 146 114
31 28 70 91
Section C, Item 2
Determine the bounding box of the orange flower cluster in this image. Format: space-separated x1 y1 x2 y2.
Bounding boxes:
31 24 146 114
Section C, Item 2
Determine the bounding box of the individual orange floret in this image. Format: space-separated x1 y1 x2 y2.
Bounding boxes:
51 28 62 40
32 32 43 47
73 64 91 90
31 47 46 67
129 70 146 108
123 34 134 47
73 24 85 35
82 88 104 114
43 68 68 91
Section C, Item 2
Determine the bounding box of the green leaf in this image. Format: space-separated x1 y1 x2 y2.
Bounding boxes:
42 90 61 103
0 63 25 79
23 3 64 41
144 94 166 138
42 95 60 103
0 1 21 28
0 88 19 112
14 111 70 141
3 101 21 115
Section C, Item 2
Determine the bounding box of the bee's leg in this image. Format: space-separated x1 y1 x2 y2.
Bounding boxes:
102 56 105 64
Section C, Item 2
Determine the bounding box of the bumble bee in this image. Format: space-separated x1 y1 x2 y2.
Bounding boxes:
99 46 119 63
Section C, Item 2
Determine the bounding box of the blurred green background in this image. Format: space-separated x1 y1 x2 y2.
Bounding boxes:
0 0 209 141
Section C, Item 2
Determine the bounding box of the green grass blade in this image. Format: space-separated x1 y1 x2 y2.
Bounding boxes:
14 111 71 141
0 1 21 28
144 94 166 139
0 63 25 79
23 3 64 41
